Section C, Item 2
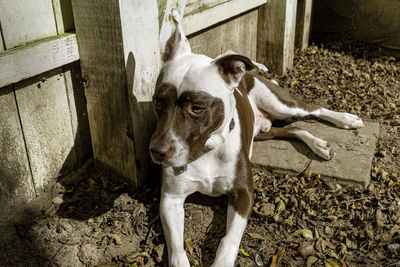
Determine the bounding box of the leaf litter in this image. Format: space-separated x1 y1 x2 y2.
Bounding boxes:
1 42 399 267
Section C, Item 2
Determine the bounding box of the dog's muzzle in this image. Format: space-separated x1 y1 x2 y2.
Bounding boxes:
150 142 173 163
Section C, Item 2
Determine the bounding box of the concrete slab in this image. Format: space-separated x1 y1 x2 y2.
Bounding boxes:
251 120 379 187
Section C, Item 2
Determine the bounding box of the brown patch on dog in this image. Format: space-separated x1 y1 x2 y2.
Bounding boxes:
151 84 225 165
227 81 255 218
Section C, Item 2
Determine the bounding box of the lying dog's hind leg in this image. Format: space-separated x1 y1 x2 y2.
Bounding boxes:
255 127 333 160
250 77 364 129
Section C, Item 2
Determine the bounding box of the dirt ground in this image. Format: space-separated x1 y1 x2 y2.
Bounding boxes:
1 42 399 267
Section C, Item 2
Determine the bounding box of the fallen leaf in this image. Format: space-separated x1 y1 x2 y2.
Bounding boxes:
294 229 313 239
107 233 122 245
326 250 339 260
270 247 285 267
324 258 340 267
253 207 269 218
154 244 164 263
247 232 265 240
239 248 253 259
184 237 194 255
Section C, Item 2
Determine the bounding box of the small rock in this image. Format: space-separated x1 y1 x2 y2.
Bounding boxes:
388 243 400 252
298 243 314 256
52 196 64 205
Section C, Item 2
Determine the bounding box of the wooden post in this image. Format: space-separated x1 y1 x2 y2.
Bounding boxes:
257 0 298 75
295 0 313 50
71 0 161 187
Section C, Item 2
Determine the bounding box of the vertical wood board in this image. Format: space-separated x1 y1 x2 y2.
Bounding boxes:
0 28 4 52
71 0 137 184
52 0 66 34
0 86 35 205
63 62 92 164
0 0 57 49
14 68 77 190
120 0 161 184
295 0 312 50
189 10 258 59
257 0 297 75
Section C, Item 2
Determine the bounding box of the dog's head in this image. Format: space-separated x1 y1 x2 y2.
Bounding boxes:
149 10 256 167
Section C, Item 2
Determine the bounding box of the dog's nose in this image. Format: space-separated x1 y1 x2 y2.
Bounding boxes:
150 143 171 161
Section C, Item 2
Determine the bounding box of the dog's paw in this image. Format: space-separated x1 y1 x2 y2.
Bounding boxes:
311 138 333 160
339 113 364 129
170 252 190 267
171 8 181 24
253 61 268 74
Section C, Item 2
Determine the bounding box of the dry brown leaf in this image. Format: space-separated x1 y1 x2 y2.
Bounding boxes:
270 247 285 267
247 232 265 240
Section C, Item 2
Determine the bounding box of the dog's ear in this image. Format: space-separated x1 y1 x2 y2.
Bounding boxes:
213 51 257 89
162 9 191 62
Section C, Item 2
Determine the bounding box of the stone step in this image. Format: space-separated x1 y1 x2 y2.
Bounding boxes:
251 120 379 188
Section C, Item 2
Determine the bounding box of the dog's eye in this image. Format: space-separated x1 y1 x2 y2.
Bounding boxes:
153 98 161 106
191 106 204 114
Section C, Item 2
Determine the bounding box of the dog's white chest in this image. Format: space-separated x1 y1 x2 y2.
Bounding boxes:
162 142 239 197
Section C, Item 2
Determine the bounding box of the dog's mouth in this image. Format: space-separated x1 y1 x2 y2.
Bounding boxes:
149 144 189 168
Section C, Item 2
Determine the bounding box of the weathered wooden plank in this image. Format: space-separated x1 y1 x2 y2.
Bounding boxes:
189 10 258 59
183 0 266 35
14 68 77 191
295 0 312 50
0 86 36 206
0 29 4 52
0 0 57 49
119 0 162 185
71 0 139 185
52 0 66 34
0 33 79 88
257 0 298 75
185 0 230 16
63 62 92 164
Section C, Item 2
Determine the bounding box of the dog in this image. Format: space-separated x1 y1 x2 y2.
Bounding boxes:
149 9 364 266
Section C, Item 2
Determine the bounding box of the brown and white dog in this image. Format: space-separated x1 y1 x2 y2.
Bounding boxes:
149 10 363 267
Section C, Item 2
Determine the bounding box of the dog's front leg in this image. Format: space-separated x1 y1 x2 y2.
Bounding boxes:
212 190 252 267
160 193 190 267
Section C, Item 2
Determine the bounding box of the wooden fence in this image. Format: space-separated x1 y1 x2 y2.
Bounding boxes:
0 0 91 207
0 0 312 206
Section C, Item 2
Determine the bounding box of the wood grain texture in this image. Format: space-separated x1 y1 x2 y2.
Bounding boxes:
0 0 57 49
189 10 258 59
0 86 36 205
0 29 4 52
295 0 312 50
71 0 138 185
183 0 266 35
257 0 298 75
14 68 77 191
120 0 161 185
0 33 79 88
